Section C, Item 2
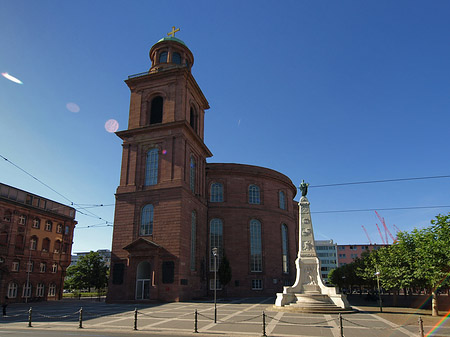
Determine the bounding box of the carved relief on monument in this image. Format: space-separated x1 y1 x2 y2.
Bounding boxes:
302 228 311 236
302 240 313 250
302 218 310 224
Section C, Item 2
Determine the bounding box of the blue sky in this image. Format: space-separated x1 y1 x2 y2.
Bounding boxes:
1 1 449 253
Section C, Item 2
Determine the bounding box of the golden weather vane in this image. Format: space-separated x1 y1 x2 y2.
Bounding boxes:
167 26 180 38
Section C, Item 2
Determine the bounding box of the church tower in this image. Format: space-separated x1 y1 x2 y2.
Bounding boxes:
108 28 212 301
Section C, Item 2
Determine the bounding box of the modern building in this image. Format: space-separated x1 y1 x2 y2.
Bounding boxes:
0 183 76 302
107 32 299 302
337 244 388 266
315 240 338 283
70 249 111 268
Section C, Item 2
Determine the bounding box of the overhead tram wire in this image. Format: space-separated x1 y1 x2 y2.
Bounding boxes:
312 205 450 214
0 154 113 225
308 175 450 188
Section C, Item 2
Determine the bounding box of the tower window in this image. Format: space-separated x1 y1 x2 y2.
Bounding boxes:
190 107 198 132
279 191 286 210
145 148 158 186
150 96 163 124
190 156 196 193
172 52 181 64
249 185 260 204
250 219 262 272
210 183 224 202
159 51 168 63
140 204 154 236
281 224 289 273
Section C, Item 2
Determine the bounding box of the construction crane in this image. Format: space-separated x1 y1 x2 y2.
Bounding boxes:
361 225 372 244
393 224 401 233
375 211 395 244
375 223 386 244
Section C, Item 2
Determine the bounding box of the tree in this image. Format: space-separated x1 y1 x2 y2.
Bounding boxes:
218 254 232 295
65 251 108 293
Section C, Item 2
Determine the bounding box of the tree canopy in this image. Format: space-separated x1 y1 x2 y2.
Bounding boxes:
65 251 108 293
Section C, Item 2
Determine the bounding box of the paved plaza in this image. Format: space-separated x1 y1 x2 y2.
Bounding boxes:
1 297 450 336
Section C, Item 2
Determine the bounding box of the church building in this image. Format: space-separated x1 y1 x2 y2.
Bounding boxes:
107 30 299 302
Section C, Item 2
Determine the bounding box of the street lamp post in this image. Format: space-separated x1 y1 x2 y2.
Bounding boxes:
212 247 218 323
375 269 382 313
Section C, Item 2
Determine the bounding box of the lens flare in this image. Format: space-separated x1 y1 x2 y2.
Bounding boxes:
66 102 80 113
105 119 119 133
162 150 167 155
2 72 23 84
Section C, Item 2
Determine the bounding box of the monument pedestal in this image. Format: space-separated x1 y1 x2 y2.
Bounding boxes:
274 194 351 313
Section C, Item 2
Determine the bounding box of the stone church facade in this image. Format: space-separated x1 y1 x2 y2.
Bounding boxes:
107 33 299 302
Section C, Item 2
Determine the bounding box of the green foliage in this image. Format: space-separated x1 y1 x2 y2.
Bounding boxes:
218 254 232 288
65 251 108 292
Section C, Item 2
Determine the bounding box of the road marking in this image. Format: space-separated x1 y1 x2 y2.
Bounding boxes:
325 314 340 337
266 311 284 335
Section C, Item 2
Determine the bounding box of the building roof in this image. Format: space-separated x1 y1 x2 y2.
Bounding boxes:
156 36 186 47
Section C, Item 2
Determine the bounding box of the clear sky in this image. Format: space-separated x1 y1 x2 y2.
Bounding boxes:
1 1 449 253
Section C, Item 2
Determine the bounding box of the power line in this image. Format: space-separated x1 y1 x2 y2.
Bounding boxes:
309 175 450 188
312 205 450 214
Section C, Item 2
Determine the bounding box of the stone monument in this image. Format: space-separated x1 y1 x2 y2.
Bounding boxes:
275 180 350 312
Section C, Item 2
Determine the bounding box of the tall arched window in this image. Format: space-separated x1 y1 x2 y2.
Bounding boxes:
36 283 45 297
150 96 163 124
172 52 181 64
48 283 56 297
159 51 168 63
22 282 32 299
281 224 289 273
140 204 154 236
249 185 260 204
209 219 223 271
250 219 262 272
210 183 224 202
190 156 196 193
30 236 38 250
190 107 198 132
42 238 50 252
190 211 196 271
145 148 158 186
279 191 286 210
7 282 18 298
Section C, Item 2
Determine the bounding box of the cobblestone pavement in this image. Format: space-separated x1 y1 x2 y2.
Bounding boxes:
1 297 450 336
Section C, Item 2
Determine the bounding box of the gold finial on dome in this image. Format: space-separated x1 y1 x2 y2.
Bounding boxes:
167 26 180 38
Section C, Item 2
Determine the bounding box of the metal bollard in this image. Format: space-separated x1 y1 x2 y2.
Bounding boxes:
79 307 83 328
339 313 344 337
28 307 32 327
194 309 198 333
262 311 267 337
134 308 138 330
418 316 424 337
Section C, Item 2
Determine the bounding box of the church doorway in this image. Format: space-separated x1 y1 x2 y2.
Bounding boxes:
136 261 152 300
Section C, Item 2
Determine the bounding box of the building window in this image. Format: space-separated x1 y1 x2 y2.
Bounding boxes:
338 246 345 250
65 225 70 235
190 107 198 132
210 183 224 202
209 279 222 290
27 260 34 272
45 220 52 232
52 263 58 273
12 260 19 271
3 210 11 222
30 236 38 250
48 283 56 297
150 96 163 124
145 148 158 186
190 156 196 193
190 211 196 271
42 238 50 252
22 282 32 298
140 204 154 236
40 262 47 273
7 282 18 298
250 219 262 272
32 218 40 229
251 279 263 290
36 283 45 297
172 52 181 64
54 240 61 253
279 191 286 210
159 51 168 63
209 219 223 271
281 224 289 274
56 223 63 233
249 185 260 204
19 215 26 225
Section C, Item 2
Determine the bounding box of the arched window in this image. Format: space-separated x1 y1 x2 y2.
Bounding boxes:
190 156 196 193
190 107 198 132
249 185 260 204
140 204 154 236
209 219 223 271
190 211 196 271
3 210 11 222
42 238 50 252
27 260 33 272
56 223 63 233
159 51 168 63
210 183 224 202
18 215 26 225
7 282 18 298
54 240 61 253
172 52 181 64
250 219 262 272
45 220 52 231
30 236 38 250
36 283 45 297
32 218 40 229
150 96 163 124
52 263 58 273
40 262 47 273
22 281 32 299
145 148 158 186
279 191 286 210
48 283 56 297
281 224 289 273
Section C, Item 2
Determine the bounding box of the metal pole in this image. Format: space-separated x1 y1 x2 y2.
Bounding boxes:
28 307 32 327
339 313 344 337
418 316 424 337
78 307 83 328
194 309 198 333
262 311 267 337
134 308 138 330
212 247 218 324
375 269 382 313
